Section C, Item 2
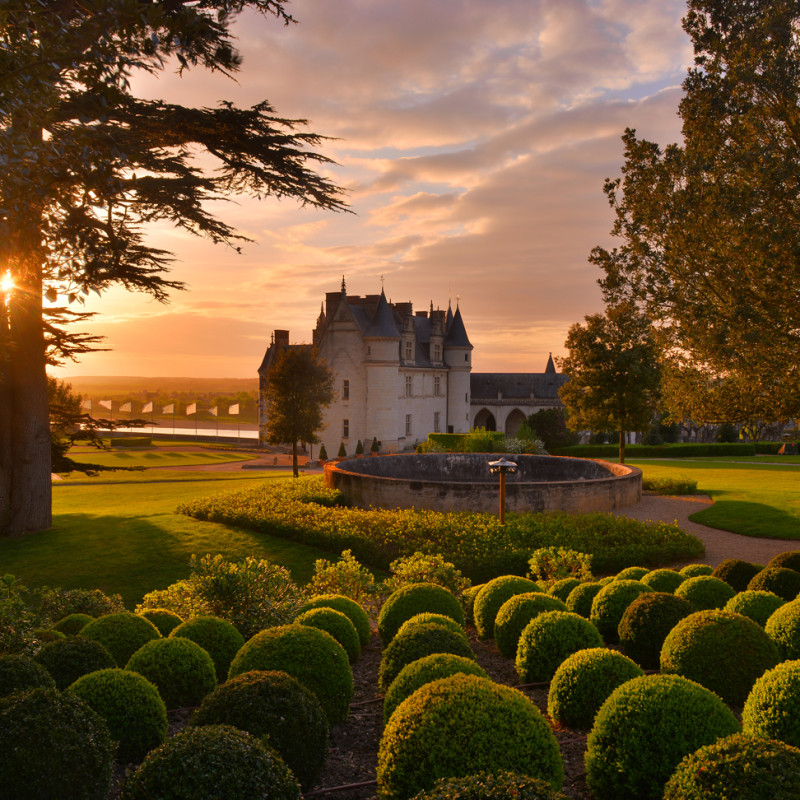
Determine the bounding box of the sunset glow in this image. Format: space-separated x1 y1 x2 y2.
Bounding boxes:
0 271 12 295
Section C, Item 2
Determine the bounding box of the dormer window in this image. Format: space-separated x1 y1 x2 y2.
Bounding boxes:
433 344 441 361
404 341 413 361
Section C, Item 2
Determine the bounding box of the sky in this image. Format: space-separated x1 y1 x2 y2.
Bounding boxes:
54 0 693 380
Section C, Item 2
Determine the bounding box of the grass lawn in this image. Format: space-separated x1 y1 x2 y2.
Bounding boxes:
0 472 336 607
629 457 800 540
63 447 257 469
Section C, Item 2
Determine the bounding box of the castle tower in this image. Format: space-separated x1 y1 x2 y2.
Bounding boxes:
443 302 473 433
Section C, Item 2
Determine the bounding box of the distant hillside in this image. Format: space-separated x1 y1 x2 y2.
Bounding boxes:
61 376 258 395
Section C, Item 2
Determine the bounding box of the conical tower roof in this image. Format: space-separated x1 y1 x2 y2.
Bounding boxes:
545 353 556 373
444 305 471 347
364 289 400 338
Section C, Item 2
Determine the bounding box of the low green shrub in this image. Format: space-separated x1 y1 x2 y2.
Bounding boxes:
564 582 603 618
178 478 704 582
34 636 116 690
618 592 693 670
169 615 245 681
675 575 736 610
547 578 582 603
742 660 800 748
0 688 114 800
585 674 741 800
765 599 800 659
306 550 379 611
68 668 167 763
120 724 300 800
547 647 644 730
640 568 686 593
377 675 563 800
412 771 570 800
383 653 488 724
614 566 649 581
590 580 652 643
515 611 603 682
228 624 353 724
126 637 217 709
642 475 698 495
660 609 779 706
378 622 475 693
663 732 800 800
712 559 763 592
395 613 466 642
473 576 541 640
138 609 183 636
494 593 567 659
725 590 785 627
35 586 125 623
81 612 162 667
384 552 471 595
0 654 55 697
298 594 372 647
527 547 593 587
52 612 94 635
748 566 800 602
32 626 65 644
190 670 328 791
680 564 713 577
768 551 800 572
461 584 484 626
378 583 464 646
296 607 361 662
555 442 756 458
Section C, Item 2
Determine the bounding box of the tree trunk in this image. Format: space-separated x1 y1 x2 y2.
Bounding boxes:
292 440 299 478
618 430 626 464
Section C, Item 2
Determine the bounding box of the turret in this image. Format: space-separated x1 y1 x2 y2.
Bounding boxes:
443 303 473 433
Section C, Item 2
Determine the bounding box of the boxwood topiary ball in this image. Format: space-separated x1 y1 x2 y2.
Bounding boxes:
296 607 361 662
0 688 114 800
169 615 245 680
712 559 763 592
298 594 371 647
515 611 603 683
227 624 353 724
52 612 94 635
565 582 603 618
742 660 800 748
138 609 184 637
34 635 116 690
680 564 714 577
618 592 693 670
614 566 649 581
547 578 582 603
748 566 800 602
640 568 686 594
660 609 779 706
675 575 736 610
396 613 466 641
126 636 217 709
725 590 785 628
585 674 741 800
82 612 162 666
378 583 465 646
765 598 800 659
383 653 489 724
590 580 652 643
768 551 800 572
547 647 644 730
0 654 56 697
473 576 541 640
460 584 484 626
120 724 300 800
663 732 800 800
68 668 168 763
412 771 570 800
377 674 563 800
379 622 475 694
190 670 329 791
494 593 568 659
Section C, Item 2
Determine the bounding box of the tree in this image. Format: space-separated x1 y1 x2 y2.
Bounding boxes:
593 0 800 425
261 346 334 478
525 408 579 452
558 301 661 463
0 1 346 536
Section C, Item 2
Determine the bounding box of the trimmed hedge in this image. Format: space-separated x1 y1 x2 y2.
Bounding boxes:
590 580 652 643
473 576 541 640
52 613 94 635
768 551 800 572
614 566 649 581
712 559 763 592
564 582 603 618
547 578 582 603
0 654 55 697
585 675 741 800
725 590 785 628
747 566 800 602
494 592 567 659
395 613 467 642
138 609 183 637
742 660 800 748
674 575 735 610
412 772 570 800
680 564 714 577
296 607 361 662
298 594 371 647
169 615 245 681
377 675 563 800
640 568 686 593
765 598 800 659
378 583 465 646
618 592 693 670
34 636 116 690
81 612 161 667
553 442 758 458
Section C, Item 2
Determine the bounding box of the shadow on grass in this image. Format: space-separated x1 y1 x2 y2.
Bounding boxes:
690 500 800 540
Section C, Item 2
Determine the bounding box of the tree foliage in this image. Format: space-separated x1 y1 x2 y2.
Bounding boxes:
262 346 334 477
558 301 661 463
593 0 800 425
0 1 346 535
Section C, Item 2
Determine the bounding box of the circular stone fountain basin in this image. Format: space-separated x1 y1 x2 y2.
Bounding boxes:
324 453 641 514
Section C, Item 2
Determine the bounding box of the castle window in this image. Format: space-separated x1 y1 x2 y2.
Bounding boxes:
434 376 441 396
405 414 412 436
433 344 441 361
405 340 413 361
342 379 350 400
405 375 413 397
465 353 469 362
434 411 440 432
343 418 349 438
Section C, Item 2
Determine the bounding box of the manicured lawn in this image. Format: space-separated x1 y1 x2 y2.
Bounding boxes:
0 472 334 607
63 447 257 469
629 457 800 540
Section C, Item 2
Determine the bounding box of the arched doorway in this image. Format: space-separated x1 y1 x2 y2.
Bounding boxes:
473 408 496 431
505 408 527 437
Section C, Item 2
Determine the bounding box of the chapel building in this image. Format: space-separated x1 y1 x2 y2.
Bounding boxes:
258 279 567 456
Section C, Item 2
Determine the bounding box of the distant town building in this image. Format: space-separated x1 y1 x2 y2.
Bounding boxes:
258 278 567 455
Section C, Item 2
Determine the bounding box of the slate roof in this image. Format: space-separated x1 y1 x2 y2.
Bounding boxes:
444 306 471 347
470 371 568 400
363 290 400 338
